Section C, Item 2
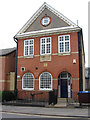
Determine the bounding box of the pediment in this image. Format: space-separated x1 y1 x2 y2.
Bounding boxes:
15 2 78 37
24 8 70 33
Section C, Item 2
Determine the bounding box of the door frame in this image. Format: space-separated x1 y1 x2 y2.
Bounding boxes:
58 72 72 98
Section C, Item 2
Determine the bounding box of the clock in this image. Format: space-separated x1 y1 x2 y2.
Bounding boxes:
40 16 51 27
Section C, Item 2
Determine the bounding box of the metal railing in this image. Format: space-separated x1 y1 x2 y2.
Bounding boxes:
15 89 58 105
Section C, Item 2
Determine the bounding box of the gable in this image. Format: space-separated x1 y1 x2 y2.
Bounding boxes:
15 2 80 39
25 8 69 32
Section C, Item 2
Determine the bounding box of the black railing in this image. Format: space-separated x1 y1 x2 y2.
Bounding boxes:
15 89 58 105
2 89 80 106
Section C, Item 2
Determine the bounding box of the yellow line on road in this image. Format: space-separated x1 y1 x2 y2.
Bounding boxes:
1 111 89 119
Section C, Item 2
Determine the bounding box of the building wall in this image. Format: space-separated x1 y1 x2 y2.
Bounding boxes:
0 51 16 91
17 32 80 99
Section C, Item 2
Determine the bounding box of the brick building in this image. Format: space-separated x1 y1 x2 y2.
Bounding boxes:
0 47 16 91
14 2 85 100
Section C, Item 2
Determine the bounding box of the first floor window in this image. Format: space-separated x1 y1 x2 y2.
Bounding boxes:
22 72 34 90
24 39 34 56
58 35 70 53
40 37 51 55
39 72 52 90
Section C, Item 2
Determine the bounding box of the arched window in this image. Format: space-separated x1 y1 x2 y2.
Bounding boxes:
39 72 52 90
22 72 34 90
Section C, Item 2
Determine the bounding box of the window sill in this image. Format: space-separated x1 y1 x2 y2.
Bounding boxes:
40 54 51 56
58 52 71 56
22 88 34 91
39 88 52 91
24 55 34 58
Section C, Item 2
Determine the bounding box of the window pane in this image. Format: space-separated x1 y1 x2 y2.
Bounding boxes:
23 73 34 89
65 36 69 41
59 42 64 52
47 38 50 43
40 72 52 90
42 17 50 26
59 36 64 41
58 35 70 53
29 46 33 55
25 41 28 45
25 46 28 55
29 40 33 45
65 42 69 52
60 72 67 78
24 39 34 56
41 44 45 54
41 37 51 55
42 39 45 43
46 44 51 53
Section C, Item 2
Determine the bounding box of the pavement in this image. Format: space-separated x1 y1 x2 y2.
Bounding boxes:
1 105 90 118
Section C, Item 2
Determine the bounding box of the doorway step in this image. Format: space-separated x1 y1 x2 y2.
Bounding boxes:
54 98 67 108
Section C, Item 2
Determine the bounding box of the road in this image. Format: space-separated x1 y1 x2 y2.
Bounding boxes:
1 111 89 120
1 105 89 120
2 105 89 117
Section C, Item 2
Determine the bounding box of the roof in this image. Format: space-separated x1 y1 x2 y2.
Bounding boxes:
15 2 80 39
0 47 16 56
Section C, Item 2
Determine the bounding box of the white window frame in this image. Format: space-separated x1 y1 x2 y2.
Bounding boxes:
22 72 34 90
40 37 51 55
58 35 70 53
24 39 34 56
39 72 52 90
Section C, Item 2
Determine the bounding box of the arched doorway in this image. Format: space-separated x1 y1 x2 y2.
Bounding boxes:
58 72 72 98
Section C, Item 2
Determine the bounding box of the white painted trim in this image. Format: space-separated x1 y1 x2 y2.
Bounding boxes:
18 51 79 58
15 26 81 39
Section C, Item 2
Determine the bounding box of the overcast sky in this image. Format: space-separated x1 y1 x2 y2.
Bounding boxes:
0 0 89 67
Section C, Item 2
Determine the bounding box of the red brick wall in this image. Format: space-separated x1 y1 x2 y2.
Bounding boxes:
0 51 16 91
17 32 80 99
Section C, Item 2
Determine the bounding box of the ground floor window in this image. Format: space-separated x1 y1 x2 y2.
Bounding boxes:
39 72 52 90
22 72 34 90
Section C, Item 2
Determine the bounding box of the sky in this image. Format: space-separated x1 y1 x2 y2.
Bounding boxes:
0 0 89 67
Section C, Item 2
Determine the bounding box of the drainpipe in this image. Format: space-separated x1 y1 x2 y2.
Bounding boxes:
78 29 83 91
13 36 18 98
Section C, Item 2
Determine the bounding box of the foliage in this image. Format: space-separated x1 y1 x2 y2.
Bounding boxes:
0 91 16 102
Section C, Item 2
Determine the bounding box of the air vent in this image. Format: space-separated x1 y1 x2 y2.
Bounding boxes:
21 67 25 72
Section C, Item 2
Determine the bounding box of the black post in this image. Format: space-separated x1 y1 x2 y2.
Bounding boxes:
78 30 83 91
14 37 18 99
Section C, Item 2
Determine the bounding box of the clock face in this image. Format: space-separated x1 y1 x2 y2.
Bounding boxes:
41 16 51 26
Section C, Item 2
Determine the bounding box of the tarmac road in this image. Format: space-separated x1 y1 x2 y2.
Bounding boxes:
1 105 89 120
1 111 90 120
2 105 89 117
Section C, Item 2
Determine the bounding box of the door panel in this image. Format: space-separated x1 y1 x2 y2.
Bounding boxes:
61 79 68 98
